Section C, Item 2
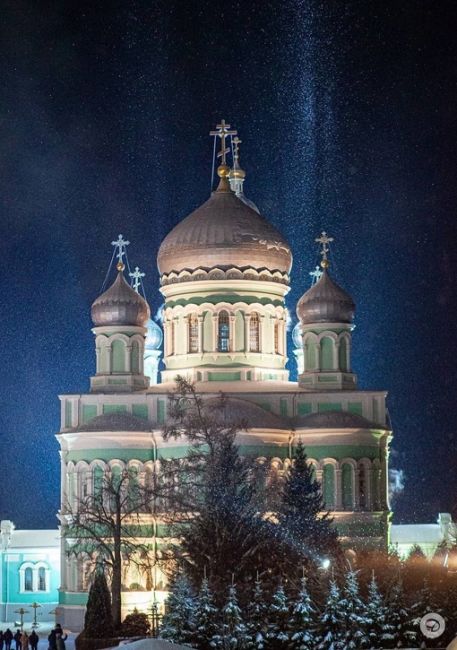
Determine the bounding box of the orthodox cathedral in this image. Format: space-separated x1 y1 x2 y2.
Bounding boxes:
54 121 393 630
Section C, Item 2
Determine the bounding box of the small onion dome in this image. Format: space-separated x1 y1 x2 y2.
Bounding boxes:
91 271 150 327
296 270 355 325
292 321 302 348
145 318 163 350
157 190 292 277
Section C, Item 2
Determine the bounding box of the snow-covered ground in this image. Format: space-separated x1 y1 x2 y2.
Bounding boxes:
117 639 190 649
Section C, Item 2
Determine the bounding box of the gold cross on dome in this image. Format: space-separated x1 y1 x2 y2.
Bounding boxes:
315 231 334 268
210 119 237 165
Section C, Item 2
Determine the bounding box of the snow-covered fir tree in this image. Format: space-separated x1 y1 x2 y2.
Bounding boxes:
384 577 417 649
266 583 290 648
160 572 196 645
246 578 267 649
339 569 369 649
365 573 393 649
193 577 219 649
316 579 347 650
212 583 249 649
276 441 340 582
288 577 316 650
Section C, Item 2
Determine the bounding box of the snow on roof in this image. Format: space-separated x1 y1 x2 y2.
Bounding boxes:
10 529 60 548
390 524 443 545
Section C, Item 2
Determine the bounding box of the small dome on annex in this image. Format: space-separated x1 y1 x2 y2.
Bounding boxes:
91 269 150 327
145 317 163 350
72 412 155 432
293 410 386 430
157 183 292 283
206 396 287 430
297 269 355 325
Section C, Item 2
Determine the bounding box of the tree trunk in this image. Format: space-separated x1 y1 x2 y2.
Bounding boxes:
112 508 123 631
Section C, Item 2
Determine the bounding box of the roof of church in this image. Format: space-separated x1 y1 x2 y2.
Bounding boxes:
297 269 355 324
91 270 150 327
157 189 292 279
205 396 287 429
73 412 155 432
293 410 385 430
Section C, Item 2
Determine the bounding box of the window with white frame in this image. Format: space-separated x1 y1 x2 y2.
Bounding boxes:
19 562 50 593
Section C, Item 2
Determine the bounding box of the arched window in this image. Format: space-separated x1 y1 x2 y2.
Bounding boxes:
249 313 260 352
38 567 46 591
24 567 33 591
218 311 230 352
131 341 140 373
188 315 199 353
305 339 317 370
342 463 354 510
339 337 348 372
93 465 104 500
320 337 334 371
274 321 280 354
322 464 335 509
112 339 125 372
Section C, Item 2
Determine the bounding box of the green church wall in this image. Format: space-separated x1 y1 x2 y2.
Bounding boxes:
103 404 127 414
82 404 97 424
280 398 288 417
112 339 125 372
165 294 283 308
348 402 363 416
65 401 72 428
208 371 241 381
320 337 334 371
297 403 312 416
157 399 166 424
132 404 148 420
318 402 342 412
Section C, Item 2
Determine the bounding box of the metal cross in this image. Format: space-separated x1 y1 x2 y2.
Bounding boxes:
315 231 334 262
210 119 237 165
309 265 323 285
111 234 130 264
232 135 242 163
129 266 145 293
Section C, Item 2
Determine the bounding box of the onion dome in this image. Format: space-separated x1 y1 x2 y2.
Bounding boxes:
292 321 302 348
157 188 292 280
91 269 150 327
296 270 355 325
145 318 163 350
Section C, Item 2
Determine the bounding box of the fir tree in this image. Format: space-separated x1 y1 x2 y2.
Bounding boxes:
289 577 316 650
266 583 290 648
383 577 417 649
84 569 114 638
212 583 249 649
193 577 219 650
246 578 267 650
161 573 196 645
316 579 346 650
276 441 340 583
365 573 393 649
339 570 369 649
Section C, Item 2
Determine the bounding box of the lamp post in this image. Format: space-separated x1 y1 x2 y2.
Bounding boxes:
149 601 159 638
30 602 41 628
14 608 29 631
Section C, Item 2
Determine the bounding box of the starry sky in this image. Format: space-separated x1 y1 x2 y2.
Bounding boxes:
1 1 456 528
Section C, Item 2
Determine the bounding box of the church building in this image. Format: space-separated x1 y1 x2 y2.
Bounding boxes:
56 122 392 631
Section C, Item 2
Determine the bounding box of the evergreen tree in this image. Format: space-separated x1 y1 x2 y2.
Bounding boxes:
365 573 393 649
161 573 196 645
163 378 272 601
339 570 369 649
289 577 316 650
276 441 340 583
121 608 151 637
383 577 417 649
266 584 290 648
193 577 219 650
316 579 346 650
212 583 249 649
246 578 267 650
84 569 114 638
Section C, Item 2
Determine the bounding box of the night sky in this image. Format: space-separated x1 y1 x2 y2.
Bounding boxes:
1 1 456 528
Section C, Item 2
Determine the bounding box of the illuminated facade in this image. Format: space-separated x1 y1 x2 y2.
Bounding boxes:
56 122 392 630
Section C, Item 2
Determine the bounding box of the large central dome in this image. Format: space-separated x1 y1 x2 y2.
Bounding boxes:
157 186 292 283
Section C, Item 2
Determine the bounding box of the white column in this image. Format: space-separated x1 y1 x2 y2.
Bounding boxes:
245 314 250 352
198 315 204 353
229 314 236 352
354 468 360 510
212 314 218 351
